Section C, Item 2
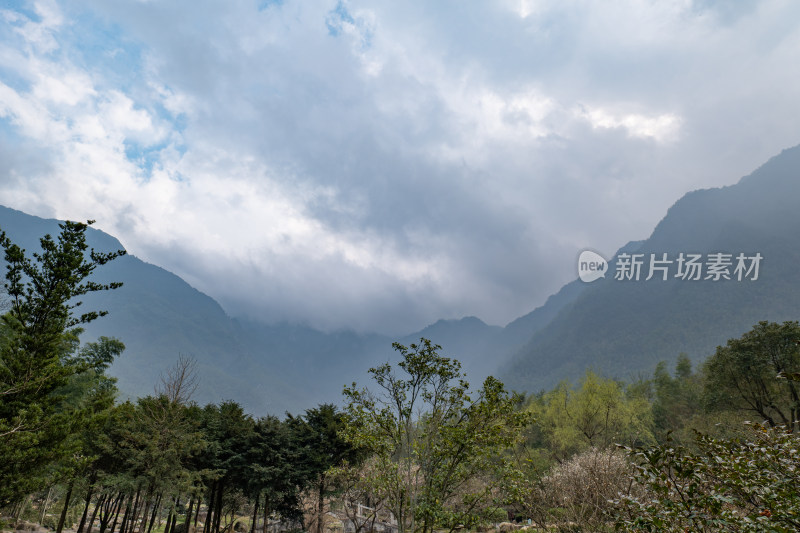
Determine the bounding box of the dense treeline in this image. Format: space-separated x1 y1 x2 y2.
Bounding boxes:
3 222 800 532
0 222 352 532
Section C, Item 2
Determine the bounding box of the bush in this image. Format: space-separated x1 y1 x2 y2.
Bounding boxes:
527 447 640 532
612 424 800 532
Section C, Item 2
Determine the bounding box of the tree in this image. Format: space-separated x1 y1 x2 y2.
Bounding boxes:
197 401 254 533
651 355 701 441
704 321 800 431
288 404 364 533
343 339 529 533
525 447 641 531
0 220 126 506
328 457 390 533
244 415 307 532
529 370 653 463
156 354 199 405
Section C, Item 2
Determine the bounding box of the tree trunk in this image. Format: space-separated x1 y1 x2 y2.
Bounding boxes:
168 497 180 533
261 496 269 533
56 481 75 533
115 496 129 533
102 493 123 533
13 496 30 524
158 495 165 530
138 495 152 533
98 494 112 533
138 493 153 533
126 486 142 533
185 497 195 533
40 486 54 525
77 477 97 533
249 494 259 533
117 493 133 533
164 496 176 533
87 493 106 533
193 494 200 530
213 483 224 533
205 483 217 533
145 493 162 533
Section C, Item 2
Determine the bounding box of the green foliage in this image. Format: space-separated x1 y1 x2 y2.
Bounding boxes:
504 144 800 396
5 216 799 533
245 414 307 521
288 404 364 532
290 404 363 483
651 354 703 443
704 321 800 430
528 371 654 462
343 339 530 533
613 424 800 532
0 220 125 507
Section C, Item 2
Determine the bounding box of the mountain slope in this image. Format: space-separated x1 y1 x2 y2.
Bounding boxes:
0 206 305 414
5 144 796 413
500 144 800 392
0 206 534 414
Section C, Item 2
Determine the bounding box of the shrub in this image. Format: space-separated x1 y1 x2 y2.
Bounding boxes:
612 424 800 532
528 447 640 532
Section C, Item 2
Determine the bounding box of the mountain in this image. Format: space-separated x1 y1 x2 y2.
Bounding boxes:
3 145 797 413
0 206 541 414
0 205 308 414
500 144 800 392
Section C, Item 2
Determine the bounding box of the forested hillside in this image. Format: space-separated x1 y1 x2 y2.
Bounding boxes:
3 219 800 531
501 145 800 393
2 146 800 411
0 206 578 414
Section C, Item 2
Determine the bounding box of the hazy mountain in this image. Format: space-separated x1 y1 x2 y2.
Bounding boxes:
500 144 800 392
3 145 796 413
0 205 544 414
0 205 306 414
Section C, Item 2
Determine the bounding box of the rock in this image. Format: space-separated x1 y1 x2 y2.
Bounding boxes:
173 523 196 533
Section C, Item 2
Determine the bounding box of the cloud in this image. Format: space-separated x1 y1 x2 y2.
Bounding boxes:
1 0 799 334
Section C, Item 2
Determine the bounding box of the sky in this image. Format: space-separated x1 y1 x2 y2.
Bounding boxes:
0 0 799 335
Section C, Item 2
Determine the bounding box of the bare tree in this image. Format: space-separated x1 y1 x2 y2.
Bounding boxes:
524 447 643 531
331 459 390 533
156 354 199 404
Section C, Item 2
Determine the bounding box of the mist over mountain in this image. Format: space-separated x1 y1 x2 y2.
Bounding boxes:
0 206 302 413
500 144 800 392
0 205 544 414
1 145 798 413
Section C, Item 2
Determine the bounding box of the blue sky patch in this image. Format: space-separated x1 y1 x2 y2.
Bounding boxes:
64 12 145 93
124 141 168 177
0 0 41 24
0 64 31 94
325 1 354 37
257 0 283 12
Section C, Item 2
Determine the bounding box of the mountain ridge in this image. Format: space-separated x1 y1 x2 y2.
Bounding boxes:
2 144 798 412
499 144 800 392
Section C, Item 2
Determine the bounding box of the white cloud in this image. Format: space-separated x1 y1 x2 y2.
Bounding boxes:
580 106 681 142
4 0 63 53
0 0 799 333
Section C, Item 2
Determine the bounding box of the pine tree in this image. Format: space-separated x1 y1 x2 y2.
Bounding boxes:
0 220 126 506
